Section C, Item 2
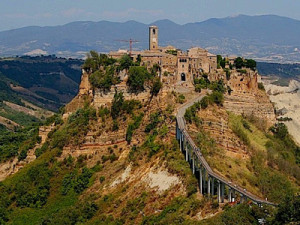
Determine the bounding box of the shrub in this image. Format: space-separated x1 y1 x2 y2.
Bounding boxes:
18 149 27 161
145 112 161 133
231 120 250 146
210 91 224 106
119 54 133 71
195 84 202 93
176 94 186 104
258 82 265 91
112 120 119 131
15 162 51 208
150 77 163 96
127 66 150 93
89 70 112 91
126 113 144 144
111 91 124 119
200 96 209 109
74 167 93 194
99 176 105 183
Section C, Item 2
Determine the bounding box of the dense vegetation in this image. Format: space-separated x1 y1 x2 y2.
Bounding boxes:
257 62 300 80
0 125 40 163
0 55 83 111
0 104 100 224
187 79 226 124
0 74 23 105
84 51 163 95
217 55 256 71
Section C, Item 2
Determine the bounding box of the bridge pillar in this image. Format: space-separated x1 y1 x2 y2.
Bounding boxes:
203 169 206 194
179 133 182 152
176 122 179 140
199 168 203 194
228 188 232 203
208 176 211 195
241 195 247 204
232 190 235 203
218 181 221 203
240 194 244 204
179 133 182 151
221 183 225 203
192 155 195 174
185 145 188 162
211 177 215 196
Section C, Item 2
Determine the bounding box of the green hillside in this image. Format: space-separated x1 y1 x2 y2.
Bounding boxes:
0 56 83 111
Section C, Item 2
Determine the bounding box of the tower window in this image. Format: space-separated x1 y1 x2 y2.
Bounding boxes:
153 29 156 35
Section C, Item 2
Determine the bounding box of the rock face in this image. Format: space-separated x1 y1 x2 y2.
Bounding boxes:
195 106 249 159
65 70 93 113
263 79 300 144
224 70 276 124
65 69 152 114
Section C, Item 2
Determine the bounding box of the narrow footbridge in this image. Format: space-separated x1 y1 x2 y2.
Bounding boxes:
176 94 276 206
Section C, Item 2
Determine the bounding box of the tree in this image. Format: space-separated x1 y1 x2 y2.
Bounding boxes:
217 55 226 68
82 51 100 72
150 77 162 97
111 91 124 119
210 91 224 106
89 70 113 91
151 64 161 76
119 54 133 71
273 193 300 224
200 96 209 109
245 59 256 71
136 54 142 65
270 123 289 139
234 57 244 69
127 66 150 93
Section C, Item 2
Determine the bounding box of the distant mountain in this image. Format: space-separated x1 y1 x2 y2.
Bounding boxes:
0 15 300 63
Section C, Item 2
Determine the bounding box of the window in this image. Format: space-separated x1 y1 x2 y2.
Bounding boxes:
153 29 156 35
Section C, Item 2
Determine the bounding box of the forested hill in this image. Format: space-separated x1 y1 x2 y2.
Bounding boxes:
0 56 83 111
257 62 300 86
1 15 300 62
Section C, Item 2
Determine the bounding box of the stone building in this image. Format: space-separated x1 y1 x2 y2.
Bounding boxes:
109 26 217 85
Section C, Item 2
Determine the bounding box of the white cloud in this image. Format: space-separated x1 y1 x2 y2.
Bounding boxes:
61 8 96 18
102 8 164 20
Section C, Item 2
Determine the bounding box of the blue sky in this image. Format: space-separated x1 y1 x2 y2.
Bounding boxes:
1 0 300 31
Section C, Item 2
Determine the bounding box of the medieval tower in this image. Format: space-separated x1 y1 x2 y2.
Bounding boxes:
149 26 158 51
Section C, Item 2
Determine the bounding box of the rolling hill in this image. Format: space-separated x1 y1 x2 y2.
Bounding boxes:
0 15 300 62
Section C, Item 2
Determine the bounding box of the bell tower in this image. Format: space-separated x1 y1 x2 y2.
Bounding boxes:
149 26 158 51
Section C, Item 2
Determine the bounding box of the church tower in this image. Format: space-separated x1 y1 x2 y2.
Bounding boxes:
149 26 158 51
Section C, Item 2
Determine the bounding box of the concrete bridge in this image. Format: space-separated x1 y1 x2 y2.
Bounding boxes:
176 94 277 207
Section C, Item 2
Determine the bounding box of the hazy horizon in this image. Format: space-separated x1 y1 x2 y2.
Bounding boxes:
1 0 300 31
1 13 300 32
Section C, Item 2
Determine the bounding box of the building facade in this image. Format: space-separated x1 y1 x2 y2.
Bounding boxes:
109 26 217 84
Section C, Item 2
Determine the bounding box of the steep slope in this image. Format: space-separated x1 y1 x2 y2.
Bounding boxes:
1 56 299 224
0 56 83 111
0 74 50 129
264 79 300 145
